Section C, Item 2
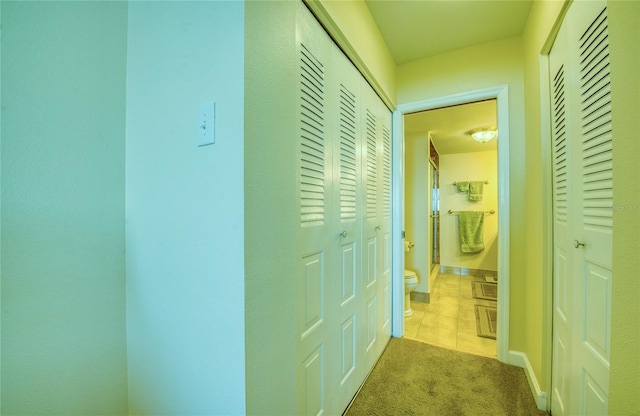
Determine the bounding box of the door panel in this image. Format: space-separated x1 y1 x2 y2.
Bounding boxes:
301 252 325 338
550 18 573 415
339 315 356 383
573 4 612 414
296 6 333 414
364 236 377 357
366 297 377 351
362 80 393 363
329 44 364 414
379 101 393 343
340 243 356 307
362 90 380 369
382 231 391 331
303 346 325 416
583 373 608 414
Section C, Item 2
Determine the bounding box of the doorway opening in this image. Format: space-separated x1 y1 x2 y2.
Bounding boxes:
391 86 511 363
403 99 499 357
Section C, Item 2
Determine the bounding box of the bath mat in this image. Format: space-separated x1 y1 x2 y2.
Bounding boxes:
472 281 497 301
485 275 498 283
475 304 497 339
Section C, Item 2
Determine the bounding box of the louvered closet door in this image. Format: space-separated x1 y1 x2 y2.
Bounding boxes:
360 81 392 367
295 6 334 415
377 95 393 349
361 83 382 371
295 4 393 414
328 44 364 415
569 3 612 413
549 17 574 416
550 1 613 415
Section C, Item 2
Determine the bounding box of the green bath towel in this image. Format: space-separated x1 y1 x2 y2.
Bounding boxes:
458 211 485 253
456 181 469 192
468 181 484 201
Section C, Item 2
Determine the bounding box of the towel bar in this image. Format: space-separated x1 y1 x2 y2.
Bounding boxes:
448 209 495 214
453 180 489 185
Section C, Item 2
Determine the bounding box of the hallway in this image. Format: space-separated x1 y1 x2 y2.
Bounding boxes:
345 337 547 416
404 271 497 358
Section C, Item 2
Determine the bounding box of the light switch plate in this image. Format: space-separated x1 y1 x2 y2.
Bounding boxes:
197 102 215 147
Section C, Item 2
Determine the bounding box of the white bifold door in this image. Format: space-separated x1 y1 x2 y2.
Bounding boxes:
549 1 613 415
294 4 392 415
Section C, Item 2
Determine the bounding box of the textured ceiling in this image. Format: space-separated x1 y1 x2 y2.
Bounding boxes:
362 1 528 155
364 0 533 65
404 100 497 155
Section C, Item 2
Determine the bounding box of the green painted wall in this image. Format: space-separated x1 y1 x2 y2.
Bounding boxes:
1 1 635 414
396 36 528 355
440 151 499 271
522 2 640 412
1 2 129 413
404 131 431 293
521 0 567 396
608 1 640 413
309 0 397 108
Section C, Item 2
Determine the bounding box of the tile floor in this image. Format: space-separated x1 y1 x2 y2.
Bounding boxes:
404 272 497 358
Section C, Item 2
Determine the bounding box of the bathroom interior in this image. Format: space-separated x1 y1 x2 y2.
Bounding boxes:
403 99 498 358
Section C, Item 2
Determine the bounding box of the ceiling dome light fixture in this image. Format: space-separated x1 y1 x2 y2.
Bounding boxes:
468 127 497 143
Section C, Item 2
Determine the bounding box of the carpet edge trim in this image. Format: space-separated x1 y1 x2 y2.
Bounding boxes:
507 350 549 412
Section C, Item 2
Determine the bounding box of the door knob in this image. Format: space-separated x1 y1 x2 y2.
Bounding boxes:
574 240 585 248
375 225 381 231
340 231 347 238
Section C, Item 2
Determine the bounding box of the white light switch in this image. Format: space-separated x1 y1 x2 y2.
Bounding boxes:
198 102 215 147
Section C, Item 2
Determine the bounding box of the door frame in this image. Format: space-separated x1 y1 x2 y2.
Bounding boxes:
391 85 511 362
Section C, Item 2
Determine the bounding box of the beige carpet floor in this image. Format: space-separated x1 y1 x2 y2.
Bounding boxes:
345 337 548 416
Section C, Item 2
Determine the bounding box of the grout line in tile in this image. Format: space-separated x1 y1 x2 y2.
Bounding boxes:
406 270 496 357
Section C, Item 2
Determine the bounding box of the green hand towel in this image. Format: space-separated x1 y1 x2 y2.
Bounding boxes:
456 181 469 192
458 211 485 253
469 181 484 201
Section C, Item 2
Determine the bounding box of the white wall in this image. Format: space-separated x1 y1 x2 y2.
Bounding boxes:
125 2 245 414
1 2 129 413
440 151 498 271
244 1 299 413
404 131 431 293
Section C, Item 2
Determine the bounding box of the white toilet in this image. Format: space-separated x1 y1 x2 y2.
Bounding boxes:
404 269 419 317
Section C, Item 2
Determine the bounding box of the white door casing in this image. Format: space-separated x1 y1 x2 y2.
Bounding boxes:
391 87 511 364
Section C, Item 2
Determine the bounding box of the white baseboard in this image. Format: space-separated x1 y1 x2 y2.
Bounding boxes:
507 350 548 411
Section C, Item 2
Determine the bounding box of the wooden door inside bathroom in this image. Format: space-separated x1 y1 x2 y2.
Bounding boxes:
429 143 440 271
